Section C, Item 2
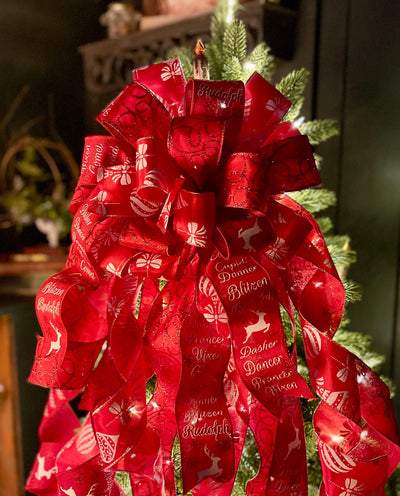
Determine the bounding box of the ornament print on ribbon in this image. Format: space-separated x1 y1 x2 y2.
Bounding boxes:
27 58 400 496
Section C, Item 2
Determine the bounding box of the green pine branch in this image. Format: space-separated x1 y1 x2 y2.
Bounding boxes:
313 152 323 169
210 0 240 47
277 69 308 121
223 19 247 64
334 328 386 373
206 42 225 80
299 119 340 146
289 188 337 213
283 97 305 122
316 216 334 234
222 56 244 81
276 68 309 106
343 280 363 304
329 243 357 273
246 42 275 82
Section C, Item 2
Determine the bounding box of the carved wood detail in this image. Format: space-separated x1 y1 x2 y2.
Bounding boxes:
79 2 263 96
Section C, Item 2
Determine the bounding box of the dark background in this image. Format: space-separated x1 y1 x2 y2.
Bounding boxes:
0 1 126 159
0 0 399 490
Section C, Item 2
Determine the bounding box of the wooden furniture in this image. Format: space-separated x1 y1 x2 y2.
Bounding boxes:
0 256 61 494
0 251 66 297
0 315 24 496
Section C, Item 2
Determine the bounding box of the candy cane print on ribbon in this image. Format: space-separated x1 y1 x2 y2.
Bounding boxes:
278 196 400 494
55 415 121 496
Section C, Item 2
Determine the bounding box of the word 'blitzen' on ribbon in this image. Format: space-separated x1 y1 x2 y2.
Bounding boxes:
26 58 400 496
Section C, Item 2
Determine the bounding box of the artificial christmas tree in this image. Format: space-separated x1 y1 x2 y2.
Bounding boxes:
26 1 400 495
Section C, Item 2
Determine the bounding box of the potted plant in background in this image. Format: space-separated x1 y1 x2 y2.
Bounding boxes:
0 86 79 252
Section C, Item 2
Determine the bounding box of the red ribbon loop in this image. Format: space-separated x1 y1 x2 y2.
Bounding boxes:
168 116 225 187
97 81 171 146
135 136 176 203
218 153 267 213
239 72 291 151
133 58 186 118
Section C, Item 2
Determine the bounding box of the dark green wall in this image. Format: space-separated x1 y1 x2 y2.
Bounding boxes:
316 1 400 396
0 0 112 159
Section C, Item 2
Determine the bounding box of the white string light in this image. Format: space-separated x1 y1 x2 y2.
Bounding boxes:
243 60 256 72
293 116 305 129
226 0 236 24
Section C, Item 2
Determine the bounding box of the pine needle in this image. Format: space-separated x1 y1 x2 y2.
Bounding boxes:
343 280 363 303
313 153 323 169
206 42 225 80
283 97 304 121
329 243 357 271
276 68 309 104
210 0 240 50
247 42 275 82
223 19 247 63
334 329 386 373
289 188 337 213
222 56 243 81
316 216 334 234
300 119 339 145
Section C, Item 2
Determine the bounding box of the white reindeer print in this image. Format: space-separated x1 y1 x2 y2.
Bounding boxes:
60 488 77 496
86 484 99 496
238 218 261 251
243 311 270 343
46 323 62 356
60 484 98 496
35 454 55 480
197 446 222 483
284 426 301 460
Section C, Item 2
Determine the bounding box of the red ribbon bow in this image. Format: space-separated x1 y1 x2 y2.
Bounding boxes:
27 59 400 496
